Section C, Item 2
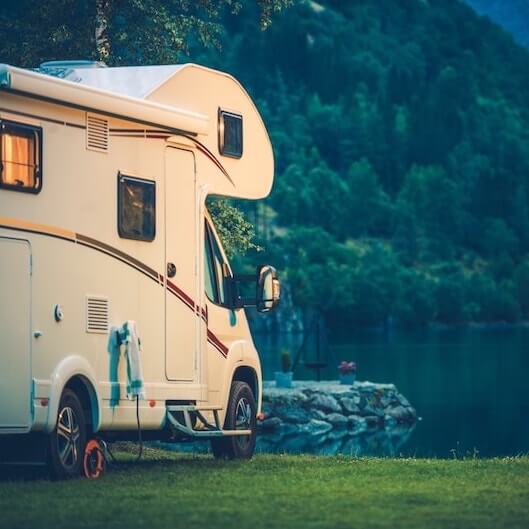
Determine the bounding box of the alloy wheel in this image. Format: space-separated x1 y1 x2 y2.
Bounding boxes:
56 406 81 470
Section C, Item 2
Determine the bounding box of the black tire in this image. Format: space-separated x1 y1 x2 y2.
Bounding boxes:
211 381 257 460
48 389 87 479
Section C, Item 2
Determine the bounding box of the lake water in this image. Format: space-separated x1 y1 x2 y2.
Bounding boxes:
254 325 529 458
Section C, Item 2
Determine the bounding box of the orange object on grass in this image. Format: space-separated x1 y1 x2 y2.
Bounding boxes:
83 439 105 479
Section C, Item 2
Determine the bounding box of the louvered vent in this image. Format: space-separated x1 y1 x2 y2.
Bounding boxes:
86 296 109 334
86 113 109 152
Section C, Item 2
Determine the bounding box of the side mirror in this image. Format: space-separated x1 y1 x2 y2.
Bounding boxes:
256 265 280 313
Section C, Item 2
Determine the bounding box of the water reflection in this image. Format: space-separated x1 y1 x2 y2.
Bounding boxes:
254 325 529 457
156 423 416 458
258 423 416 456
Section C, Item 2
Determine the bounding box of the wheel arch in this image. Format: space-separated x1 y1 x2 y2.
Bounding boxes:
64 375 99 436
232 365 259 400
230 364 262 417
46 355 101 434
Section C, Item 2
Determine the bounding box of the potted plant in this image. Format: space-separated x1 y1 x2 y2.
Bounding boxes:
338 361 357 385
275 349 293 388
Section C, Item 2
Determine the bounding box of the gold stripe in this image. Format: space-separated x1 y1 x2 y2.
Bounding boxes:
0 215 230 358
0 215 75 241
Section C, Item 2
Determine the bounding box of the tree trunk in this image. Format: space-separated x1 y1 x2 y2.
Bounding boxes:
95 0 110 62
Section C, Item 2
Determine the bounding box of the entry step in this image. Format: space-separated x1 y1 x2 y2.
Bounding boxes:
166 404 251 439
166 404 222 412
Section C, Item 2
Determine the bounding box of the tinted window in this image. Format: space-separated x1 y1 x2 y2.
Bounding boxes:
0 120 42 193
205 221 229 305
219 110 243 158
204 224 218 302
118 174 155 241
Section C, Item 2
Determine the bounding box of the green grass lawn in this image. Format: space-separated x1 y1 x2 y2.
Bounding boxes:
1 447 528 529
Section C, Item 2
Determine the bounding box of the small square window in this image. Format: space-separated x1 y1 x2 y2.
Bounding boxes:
218 109 243 158
118 174 156 242
0 120 42 193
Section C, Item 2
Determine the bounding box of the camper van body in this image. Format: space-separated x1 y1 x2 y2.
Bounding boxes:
0 62 278 474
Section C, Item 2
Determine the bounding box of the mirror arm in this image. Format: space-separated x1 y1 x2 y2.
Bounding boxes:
241 298 257 307
232 274 256 282
227 275 257 310
228 267 280 312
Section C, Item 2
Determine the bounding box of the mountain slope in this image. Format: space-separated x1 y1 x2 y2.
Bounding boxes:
464 0 529 48
196 0 529 328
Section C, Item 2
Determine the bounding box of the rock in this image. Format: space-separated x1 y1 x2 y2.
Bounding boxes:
348 416 368 434
325 413 349 427
326 428 350 440
398 394 411 408
357 395 368 410
278 422 302 436
340 397 361 415
386 405 414 423
300 419 333 436
312 409 328 421
260 417 282 431
259 380 416 452
364 415 383 429
384 415 398 429
380 393 396 408
309 393 342 413
273 406 313 424
362 405 385 417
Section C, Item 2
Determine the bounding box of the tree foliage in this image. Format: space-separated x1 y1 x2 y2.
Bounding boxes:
0 0 292 67
196 0 529 328
3 0 529 327
207 200 261 259
0 0 290 257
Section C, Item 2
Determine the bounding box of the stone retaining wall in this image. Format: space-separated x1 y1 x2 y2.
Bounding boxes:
258 380 417 455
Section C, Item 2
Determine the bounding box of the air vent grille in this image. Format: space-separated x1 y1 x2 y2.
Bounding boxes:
86 113 109 152
86 296 109 333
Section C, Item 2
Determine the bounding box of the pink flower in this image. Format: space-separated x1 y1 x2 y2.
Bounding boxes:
338 361 357 374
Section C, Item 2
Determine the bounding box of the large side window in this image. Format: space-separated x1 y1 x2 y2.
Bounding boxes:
205 221 229 306
118 174 156 241
205 225 218 302
0 120 42 193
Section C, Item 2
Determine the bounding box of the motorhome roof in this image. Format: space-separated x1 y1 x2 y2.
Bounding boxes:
0 63 208 134
0 62 275 199
42 64 185 99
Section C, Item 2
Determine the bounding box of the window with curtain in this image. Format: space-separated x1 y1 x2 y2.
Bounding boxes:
0 120 42 193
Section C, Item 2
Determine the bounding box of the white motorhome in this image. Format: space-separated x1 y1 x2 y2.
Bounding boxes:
0 61 280 478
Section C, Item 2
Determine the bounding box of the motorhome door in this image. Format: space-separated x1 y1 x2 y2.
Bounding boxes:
164 148 199 382
0 237 32 432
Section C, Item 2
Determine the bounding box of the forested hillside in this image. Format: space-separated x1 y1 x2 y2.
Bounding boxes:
465 0 529 48
196 0 529 329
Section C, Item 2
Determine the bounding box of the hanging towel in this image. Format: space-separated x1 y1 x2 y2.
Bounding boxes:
121 320 146 401
107 325 122 406
106 320 146 405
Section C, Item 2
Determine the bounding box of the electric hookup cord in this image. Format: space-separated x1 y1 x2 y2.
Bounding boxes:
99 395 144 466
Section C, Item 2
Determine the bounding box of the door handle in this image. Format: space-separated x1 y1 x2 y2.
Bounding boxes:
167 262 176 278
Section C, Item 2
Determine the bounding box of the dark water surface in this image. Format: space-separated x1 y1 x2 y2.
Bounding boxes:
254 326 529 458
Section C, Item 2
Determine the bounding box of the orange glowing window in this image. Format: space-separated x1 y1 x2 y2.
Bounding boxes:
0 120 42 193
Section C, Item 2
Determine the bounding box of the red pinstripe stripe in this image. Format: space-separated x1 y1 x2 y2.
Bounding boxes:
108 128 236 187
0 218 229 359
207 329 229 356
